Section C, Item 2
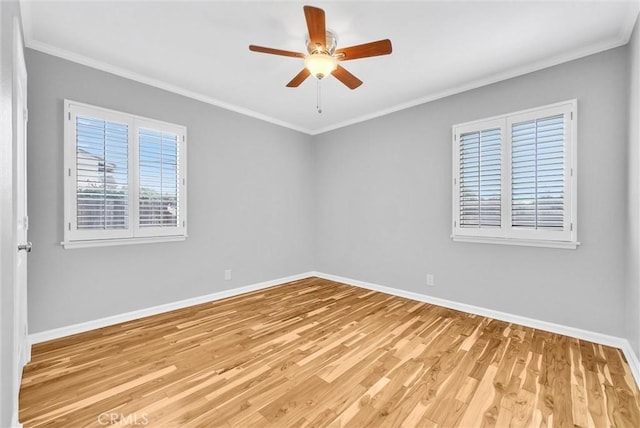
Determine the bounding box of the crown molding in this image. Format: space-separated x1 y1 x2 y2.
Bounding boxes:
310 33 634 135
24 40 314 135
21 5 638 136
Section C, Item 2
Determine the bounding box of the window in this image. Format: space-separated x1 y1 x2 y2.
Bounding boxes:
452 100 578 249
63 100 187 248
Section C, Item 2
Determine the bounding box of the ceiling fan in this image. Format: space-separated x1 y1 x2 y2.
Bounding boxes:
249 5 392 90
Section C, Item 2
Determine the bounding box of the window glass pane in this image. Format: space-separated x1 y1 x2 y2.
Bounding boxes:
459 128 501 228
139 129 179 228
511 114 564 230
76 116 128 230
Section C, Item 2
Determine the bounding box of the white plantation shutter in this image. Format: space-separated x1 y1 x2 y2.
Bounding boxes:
511 114 565 230
138 129 180 228
64 100 187 247
459 128 502 228
76 116 129 230
452 100 577 248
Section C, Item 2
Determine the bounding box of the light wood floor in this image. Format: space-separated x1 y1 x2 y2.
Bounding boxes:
20 277 640 427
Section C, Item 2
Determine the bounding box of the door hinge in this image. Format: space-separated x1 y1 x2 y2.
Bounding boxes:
24 108 28 122
68 112 71 120
68 222 71 231
570 223 573 231
24 216 29 230
454 221 457 227
68 168 71 177
570 112 573 120
183 220 186 227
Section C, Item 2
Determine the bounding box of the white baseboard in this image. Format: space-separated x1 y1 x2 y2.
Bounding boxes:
26 270 640 390
621 340 640 388
28 272 315 345
311 271 640 389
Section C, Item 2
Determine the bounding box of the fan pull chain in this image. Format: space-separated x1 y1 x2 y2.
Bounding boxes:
316 79 322 114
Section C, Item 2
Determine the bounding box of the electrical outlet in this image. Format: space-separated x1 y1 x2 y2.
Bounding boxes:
427 274 435 287
224 269 232 281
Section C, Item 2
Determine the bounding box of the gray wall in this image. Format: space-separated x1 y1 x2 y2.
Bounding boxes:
26 35 637 346
1 1 23 425
314 47 629 337
626 16 640 355
26 50 315 333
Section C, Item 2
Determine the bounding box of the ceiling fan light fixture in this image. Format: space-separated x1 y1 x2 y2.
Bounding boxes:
304 53 337 79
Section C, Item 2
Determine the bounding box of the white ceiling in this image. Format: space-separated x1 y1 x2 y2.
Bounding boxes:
21 0 639 135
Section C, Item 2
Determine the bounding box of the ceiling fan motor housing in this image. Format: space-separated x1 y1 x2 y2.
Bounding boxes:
306 30 337 55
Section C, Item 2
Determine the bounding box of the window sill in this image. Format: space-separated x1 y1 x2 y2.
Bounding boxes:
61 235 187 249
452 235 580 249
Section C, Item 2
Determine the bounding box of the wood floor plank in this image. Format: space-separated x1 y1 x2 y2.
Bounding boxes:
19 277 640 427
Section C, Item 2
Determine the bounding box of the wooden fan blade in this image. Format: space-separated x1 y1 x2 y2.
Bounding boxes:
286 68 311 87
335 39 392 61
249 45 305 58
304 6 326 51
331 65 362 90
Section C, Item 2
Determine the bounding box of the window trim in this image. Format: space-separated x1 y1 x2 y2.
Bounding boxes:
451 100 579 249
62 100 187 249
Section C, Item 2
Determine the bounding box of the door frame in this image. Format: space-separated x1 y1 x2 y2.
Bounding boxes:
13 14 29 371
